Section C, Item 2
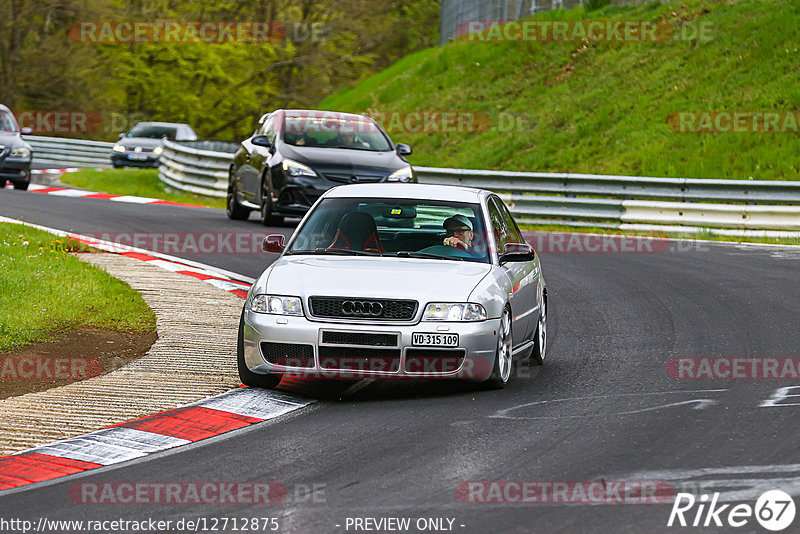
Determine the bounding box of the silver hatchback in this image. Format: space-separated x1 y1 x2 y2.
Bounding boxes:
238 183 547 389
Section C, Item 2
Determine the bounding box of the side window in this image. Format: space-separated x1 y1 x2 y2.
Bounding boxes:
265 119 276 145
487 198 508 254
497 199 522 244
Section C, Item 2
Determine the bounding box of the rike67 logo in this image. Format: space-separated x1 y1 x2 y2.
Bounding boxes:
668 490 796 531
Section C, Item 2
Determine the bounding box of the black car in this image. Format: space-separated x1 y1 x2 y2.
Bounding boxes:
227 109 414 225
111 121 197 168
0 105 33 190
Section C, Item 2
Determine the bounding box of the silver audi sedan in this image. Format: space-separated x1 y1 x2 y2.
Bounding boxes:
238 183 547 389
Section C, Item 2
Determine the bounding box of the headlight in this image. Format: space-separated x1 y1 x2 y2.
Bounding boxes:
282 159 317 178
423 303 487 322
9 147 30 159
250 294 303 316
152 146 163 155
112 144 126 153
387 166 413 183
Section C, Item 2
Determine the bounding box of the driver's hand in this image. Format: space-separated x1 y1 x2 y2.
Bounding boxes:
443 236 467 250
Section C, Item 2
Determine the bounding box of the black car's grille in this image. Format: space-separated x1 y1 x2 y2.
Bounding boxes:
321 331 399 347
309 297 417 321
404 348 467 374
323 173 385 184
260 342 314 368
318 346 401 373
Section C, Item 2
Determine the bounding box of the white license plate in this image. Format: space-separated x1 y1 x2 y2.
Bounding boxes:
412 333 459 347
127 153 149 160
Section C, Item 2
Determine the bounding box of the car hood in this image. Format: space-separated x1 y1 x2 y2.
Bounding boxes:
0 132 27 149
281 145 406 176
262 256 491 302
118 137 163 149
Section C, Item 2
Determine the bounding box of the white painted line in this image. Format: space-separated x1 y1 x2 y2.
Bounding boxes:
107 195 161 204
46 189 92 197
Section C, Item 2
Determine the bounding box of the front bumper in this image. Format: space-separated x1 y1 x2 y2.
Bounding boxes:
242 308 500 381
111 152 160 168
0 157 31 182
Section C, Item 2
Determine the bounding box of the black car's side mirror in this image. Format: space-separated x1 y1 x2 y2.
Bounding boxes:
500 242 535 264
396 143 412 156
252 135 272 148
262 234 286 253
20 127 33 135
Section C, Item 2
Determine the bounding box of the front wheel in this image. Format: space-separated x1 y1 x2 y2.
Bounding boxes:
261 178 284 227
531 297 547 366
484 308 513 389
10 179 29 191
237 310 282 389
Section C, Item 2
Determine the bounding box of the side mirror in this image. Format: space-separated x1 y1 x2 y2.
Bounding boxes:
396 143 412 156
262 234 286 254
20 127 33 135
251 135 272 148
118 133 125 139
500 242 535 264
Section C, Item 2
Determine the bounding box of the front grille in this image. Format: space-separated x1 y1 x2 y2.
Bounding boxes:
321 331 398 347
309 297 417 321
318 346 401 373
323 173 384 184
404 348 466 374
260 342 314 368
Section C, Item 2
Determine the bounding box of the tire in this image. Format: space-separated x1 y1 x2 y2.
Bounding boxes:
10 179 29 191
112 163 123 169
261 176 284 227
237 309 282 389
484 307 513 389
531 296 547 366
226 172 250 221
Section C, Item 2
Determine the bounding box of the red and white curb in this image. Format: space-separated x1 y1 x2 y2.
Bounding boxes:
0 388 312 491
30 168 80 175
3 182 209 209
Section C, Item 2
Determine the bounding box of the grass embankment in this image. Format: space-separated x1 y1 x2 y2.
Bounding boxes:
0 223 157 352
322 0 800 181
60 168 226 209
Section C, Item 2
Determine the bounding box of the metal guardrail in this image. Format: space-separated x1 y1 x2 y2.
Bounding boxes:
24 135 114 168
157 139 235 198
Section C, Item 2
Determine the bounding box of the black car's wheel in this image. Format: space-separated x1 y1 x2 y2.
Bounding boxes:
10 179 29 191
237 309 282 389
484 307 513 389
531 297 547 366
261 176 283 226
226 171 250 220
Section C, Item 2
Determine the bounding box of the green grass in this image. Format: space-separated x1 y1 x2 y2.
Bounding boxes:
61 168 226 209
322 0 800 180
0 223 157 352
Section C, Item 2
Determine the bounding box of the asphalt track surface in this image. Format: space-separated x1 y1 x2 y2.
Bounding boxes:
2 188 800 533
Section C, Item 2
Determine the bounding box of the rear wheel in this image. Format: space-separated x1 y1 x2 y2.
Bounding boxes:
531 297 547 366
261 177 283 226
484 307 513 389
226 170 250 220
237 309 282 389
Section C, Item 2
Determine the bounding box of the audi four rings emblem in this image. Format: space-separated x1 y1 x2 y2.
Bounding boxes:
341 300 384 316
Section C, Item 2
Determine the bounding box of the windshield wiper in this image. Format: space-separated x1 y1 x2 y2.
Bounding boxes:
287 248 379 256
327 145 380 151
393 251 465 261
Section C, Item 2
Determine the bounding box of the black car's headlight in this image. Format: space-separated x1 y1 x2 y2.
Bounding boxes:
282 159 317 178
9 147 31 159
422 303 487 322
387 166 413 183
250 294 303 315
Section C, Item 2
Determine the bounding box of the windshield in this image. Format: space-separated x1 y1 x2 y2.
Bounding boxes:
286 197 491 263
126 124 178 139
282 115 392 151
0 110 19 133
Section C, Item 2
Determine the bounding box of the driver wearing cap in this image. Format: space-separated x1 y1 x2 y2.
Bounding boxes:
442 214 474 250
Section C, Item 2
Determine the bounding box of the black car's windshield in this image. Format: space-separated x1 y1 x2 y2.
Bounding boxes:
0 110 19 133
127 124 178 139
286 197 491 264
282 115 392 152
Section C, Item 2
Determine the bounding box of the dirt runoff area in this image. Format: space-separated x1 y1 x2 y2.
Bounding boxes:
0 328 157 400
